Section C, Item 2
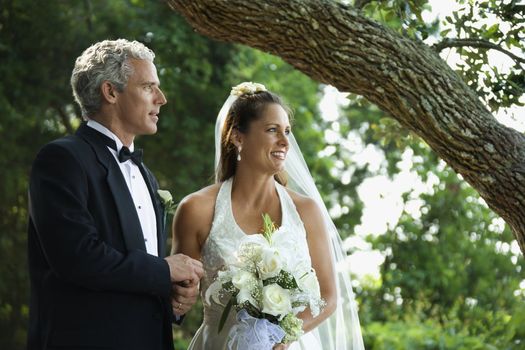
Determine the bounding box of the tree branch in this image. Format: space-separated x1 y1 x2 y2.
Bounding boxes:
433 38 525 65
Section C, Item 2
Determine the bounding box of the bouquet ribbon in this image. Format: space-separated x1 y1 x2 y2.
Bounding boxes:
227 310 285 350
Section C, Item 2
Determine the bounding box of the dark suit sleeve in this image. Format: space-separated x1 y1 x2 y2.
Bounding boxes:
29 142 171 299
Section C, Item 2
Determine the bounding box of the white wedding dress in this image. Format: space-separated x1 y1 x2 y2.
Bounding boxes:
188 178 322 350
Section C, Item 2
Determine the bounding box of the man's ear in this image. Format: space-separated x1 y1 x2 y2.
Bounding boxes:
101 81 118 104
231 128 243 149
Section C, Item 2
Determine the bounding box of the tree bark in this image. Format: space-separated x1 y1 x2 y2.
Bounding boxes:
166 0 525 255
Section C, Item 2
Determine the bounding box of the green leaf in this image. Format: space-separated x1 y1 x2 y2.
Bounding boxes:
440 28 452 37
261 213 277 243
384 10 396 23
484 23 499 38
218 297 235 334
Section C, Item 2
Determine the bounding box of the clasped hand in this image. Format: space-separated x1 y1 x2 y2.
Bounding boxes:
165 254 204 316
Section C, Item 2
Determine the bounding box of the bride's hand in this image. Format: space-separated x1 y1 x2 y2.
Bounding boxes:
273 344 289 350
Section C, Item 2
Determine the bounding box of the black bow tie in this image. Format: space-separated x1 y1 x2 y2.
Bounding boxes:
90 127 144 165
118 146 143 165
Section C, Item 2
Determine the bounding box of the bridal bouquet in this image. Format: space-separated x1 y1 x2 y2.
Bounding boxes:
205 214 325 349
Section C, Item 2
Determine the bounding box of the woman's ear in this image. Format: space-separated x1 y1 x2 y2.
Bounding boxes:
101 81 118 104
231 128 243 148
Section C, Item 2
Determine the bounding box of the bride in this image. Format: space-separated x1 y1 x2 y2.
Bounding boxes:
171 82 364 349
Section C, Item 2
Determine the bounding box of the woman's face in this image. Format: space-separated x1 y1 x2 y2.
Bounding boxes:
237 103 291 175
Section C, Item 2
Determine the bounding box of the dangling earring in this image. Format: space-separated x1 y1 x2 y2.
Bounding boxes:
237 146 242 161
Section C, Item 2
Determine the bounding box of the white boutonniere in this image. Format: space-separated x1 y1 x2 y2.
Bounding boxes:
157 189 177 215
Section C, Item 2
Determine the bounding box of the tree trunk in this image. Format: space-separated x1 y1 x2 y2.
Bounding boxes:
166 0 525 255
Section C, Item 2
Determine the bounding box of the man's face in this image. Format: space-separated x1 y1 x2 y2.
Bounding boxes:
114 58 167 138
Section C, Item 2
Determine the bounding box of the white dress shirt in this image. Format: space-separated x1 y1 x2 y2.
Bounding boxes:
87 120 158 256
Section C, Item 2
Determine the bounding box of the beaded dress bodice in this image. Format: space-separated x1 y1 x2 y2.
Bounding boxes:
200 178 311 324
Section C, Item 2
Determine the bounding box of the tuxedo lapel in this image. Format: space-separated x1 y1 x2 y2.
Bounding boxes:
76 123 147 252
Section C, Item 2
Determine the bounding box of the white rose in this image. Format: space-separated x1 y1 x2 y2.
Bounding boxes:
257 248 282 279
261 284 292 318
232 270 257 290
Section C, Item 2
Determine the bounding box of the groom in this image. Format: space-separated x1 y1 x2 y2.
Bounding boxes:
27 39 203 350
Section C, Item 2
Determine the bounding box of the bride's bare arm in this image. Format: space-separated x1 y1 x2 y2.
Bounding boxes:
291 193 338 333
171 185 218 260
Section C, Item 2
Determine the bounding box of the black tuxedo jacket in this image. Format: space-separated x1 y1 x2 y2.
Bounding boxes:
27 123 175 350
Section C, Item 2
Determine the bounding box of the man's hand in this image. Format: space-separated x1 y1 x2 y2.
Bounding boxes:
171 279 200 316
273 344 290 350
164 254 204 284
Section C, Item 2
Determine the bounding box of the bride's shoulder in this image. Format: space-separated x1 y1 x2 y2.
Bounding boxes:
173 184 222 248
178 183 221 216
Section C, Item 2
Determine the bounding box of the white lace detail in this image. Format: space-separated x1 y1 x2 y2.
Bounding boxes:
190 178 319 349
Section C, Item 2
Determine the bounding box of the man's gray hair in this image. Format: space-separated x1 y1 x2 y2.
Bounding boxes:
71 39 155 118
